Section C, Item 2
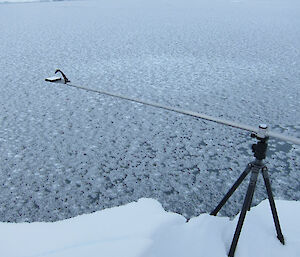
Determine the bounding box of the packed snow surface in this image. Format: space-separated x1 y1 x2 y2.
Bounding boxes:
0 0 300 222
1 198 300 257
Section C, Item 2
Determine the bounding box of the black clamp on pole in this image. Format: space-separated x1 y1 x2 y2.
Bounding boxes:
251 124 269 160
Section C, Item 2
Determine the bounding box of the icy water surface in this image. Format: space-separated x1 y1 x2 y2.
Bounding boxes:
0 0 299 222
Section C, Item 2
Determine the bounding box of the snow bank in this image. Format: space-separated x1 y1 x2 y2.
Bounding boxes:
1 198 299 257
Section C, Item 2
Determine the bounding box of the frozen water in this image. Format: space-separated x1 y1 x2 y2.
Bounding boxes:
0 0 299 222
0 0 73 4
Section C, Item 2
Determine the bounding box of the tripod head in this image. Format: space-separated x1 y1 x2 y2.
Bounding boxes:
251 124 269 161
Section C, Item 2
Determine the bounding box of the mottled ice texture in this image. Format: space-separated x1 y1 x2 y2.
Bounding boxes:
0 0 299 222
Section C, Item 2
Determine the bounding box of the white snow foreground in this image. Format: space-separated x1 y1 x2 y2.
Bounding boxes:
1 199 300 257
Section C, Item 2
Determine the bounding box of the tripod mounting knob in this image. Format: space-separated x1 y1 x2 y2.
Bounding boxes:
257 124 268 139
251 124 269 160
251 124 269 140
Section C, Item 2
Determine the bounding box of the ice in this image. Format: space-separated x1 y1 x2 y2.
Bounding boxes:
0 0 299 223
0 0 72 3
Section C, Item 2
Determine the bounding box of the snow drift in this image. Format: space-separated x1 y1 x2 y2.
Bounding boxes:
1 198 300 257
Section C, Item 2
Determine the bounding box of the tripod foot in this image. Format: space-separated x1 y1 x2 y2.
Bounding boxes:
261 167 285 246
277 234 285 245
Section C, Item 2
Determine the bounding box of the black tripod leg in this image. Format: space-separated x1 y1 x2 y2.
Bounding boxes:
211 163 252 216
228 167 259 257
261 167 285 245
248 186 255 211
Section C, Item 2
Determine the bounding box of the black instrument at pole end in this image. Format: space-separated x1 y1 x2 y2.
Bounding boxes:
55 69 70 84
45 69 70 84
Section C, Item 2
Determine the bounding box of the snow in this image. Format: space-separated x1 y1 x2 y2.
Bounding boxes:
1 198 300 257
0 0 299 223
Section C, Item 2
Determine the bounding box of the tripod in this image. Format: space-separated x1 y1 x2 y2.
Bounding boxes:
211 125 285 257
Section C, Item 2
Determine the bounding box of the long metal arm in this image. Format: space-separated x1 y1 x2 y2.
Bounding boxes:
45 79 300 145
